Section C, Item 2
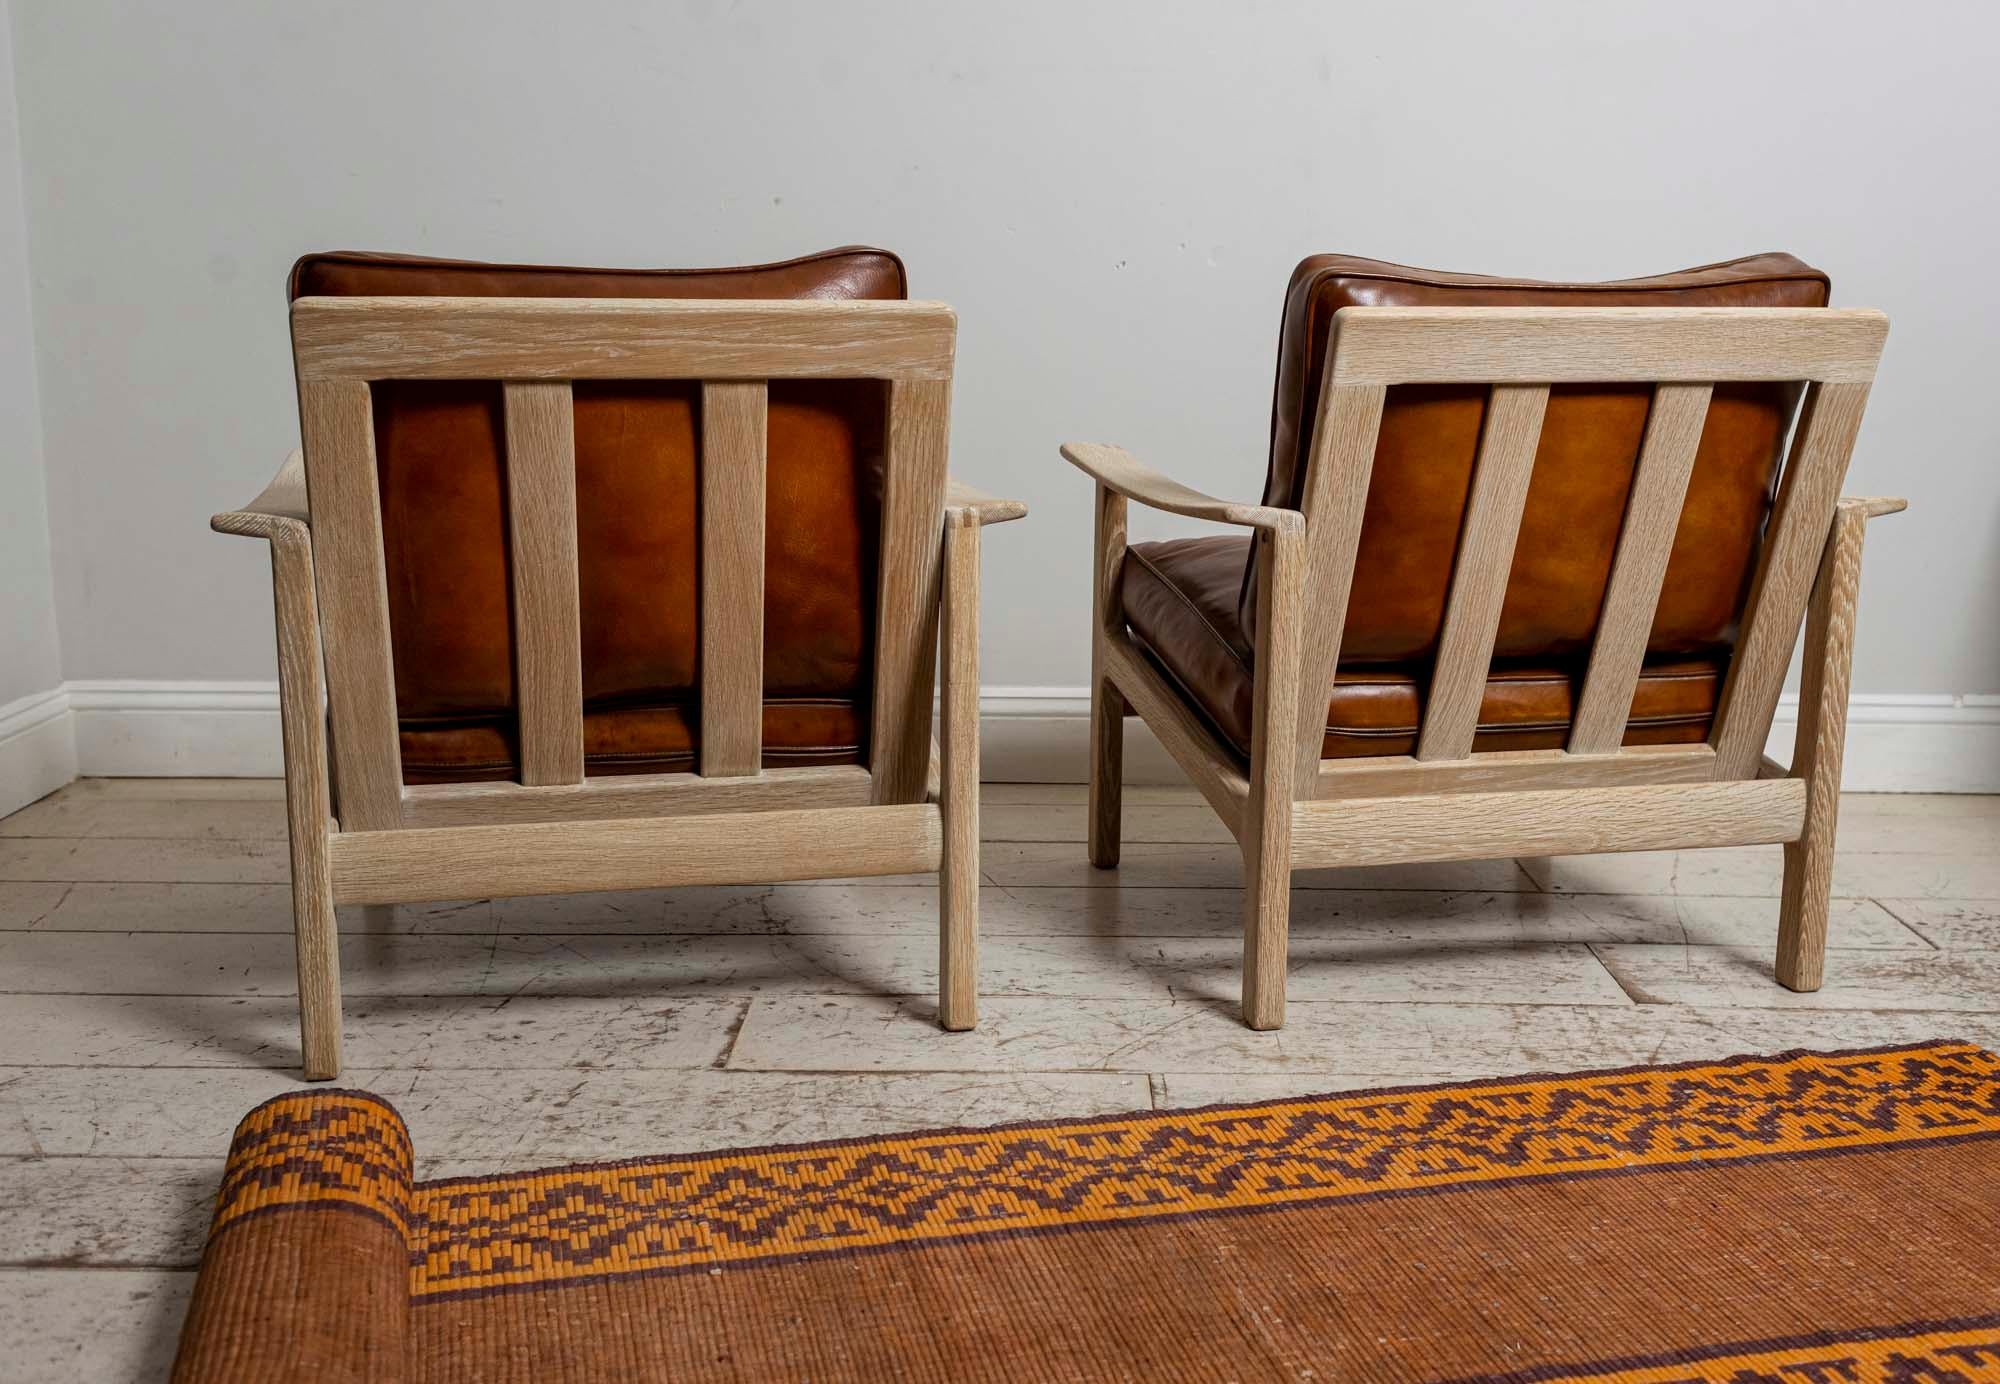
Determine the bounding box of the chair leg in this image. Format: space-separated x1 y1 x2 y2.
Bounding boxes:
1776 506 1865 992
1241 525 1304 1031
938 515 979 1031
1088 484 1128 869
1777 831 1835 992
1241 847 1291 1030
1087 672 1124 868
291 842 343 1080
266 527 343 1079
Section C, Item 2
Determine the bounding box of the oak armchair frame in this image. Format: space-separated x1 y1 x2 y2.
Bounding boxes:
217 297 1023 1078
1068 306 1900 1030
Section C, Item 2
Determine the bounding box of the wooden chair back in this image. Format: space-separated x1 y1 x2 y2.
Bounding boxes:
1291 306 1888 790
288 295 957 832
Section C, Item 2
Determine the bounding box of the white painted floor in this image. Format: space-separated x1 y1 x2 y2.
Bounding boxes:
3 777 1998 1379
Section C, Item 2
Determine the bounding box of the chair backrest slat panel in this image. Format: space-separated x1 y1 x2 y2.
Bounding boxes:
1299 306 1886 781
291 296 956 811
1326 307 1886 387
299 377 404 829
291 297 955 381
1709 379 1873 777
502 381 585 786
1567 382 1714 754
870 376 952 804
1292 382 1386 788
1415 384 1550 761
698 380 769 777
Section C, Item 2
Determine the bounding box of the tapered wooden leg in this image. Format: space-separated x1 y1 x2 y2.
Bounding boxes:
1777 506 1866 992
291 834 342 1080
1088 485 1129 869
1088 674 1124 869
1242 526 1304 1030
269 529 343 1079
1241 839 1292 1030
938 516 979 1031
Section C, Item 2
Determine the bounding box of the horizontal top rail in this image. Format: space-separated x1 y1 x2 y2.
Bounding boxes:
291 296 958 381
1326 306 1888 387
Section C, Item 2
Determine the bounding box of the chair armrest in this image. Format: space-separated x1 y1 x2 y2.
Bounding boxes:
212 450 309 539
945 476 1028 526
1841 495 1907 520
1061 442 1300 533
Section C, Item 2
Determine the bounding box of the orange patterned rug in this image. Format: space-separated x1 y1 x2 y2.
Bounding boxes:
173 1041 2000 1382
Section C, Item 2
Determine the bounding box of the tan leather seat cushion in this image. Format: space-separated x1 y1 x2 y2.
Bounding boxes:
1123 535 1718 759
398 703 862 785
289 247 905 782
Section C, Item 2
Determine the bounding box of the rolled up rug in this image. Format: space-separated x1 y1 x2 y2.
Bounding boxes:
171 1092 413 1383
172 1043 2000 1382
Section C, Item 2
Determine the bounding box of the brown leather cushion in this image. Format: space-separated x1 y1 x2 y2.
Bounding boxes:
1124 535 1717 759
399 702 863 785
1242 252 1831 657
289 247 906 781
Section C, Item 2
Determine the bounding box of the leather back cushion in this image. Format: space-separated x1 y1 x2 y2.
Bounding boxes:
288 248 905 723
1245 253 1831 661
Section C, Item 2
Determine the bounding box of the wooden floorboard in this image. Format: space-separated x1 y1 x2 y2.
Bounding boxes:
1 776 1996 1380
0 1268 193 1381
727 994 2000 1076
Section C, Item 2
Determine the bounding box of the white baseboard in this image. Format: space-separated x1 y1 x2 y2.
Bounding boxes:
3 681 1996 795
0 687 79 817
67 680 284 778
1775 692 2000 795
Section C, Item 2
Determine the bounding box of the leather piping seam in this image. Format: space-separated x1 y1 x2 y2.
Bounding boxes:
1334 672 1720 694
1324 713 1713 739
1124 546 1256 678
399 747 864 773
1125 635 1255 761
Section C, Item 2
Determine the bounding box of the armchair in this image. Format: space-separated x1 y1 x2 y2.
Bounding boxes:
217 248 1024 1077
1068 253 1899 1030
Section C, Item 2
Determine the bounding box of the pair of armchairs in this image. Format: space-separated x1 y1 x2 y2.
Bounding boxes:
219 247 1896 1078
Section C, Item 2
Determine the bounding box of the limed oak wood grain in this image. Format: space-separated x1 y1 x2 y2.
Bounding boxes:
1568 383 1713 754
503 382 584 786
1416 384 1549 761
698 381 768 778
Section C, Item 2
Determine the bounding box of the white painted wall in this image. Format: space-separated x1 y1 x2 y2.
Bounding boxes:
5 2 1997 728
0 0 58 707
0 0 72 815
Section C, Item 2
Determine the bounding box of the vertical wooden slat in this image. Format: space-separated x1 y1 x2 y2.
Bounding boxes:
299 377 402 830
1242 525 1305 1030
698 381 768 778
503 382 584 786
1568 383 1714 754
1291 382 1387 789
1088 484 1128 866
870 377 952 803
1710 381 1872 778
938 513 980 1030
1416 384 1550 761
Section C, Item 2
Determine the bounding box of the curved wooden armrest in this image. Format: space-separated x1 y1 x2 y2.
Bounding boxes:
1061 442 1301 533
1840 495 1907 520
212 449 309 539
945 476 1028 526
